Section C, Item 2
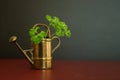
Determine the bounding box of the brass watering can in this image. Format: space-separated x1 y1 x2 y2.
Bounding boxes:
9 23 60 69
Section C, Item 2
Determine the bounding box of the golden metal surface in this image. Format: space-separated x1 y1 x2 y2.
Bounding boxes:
51 36 61 53
31 38 60 69
9 36 60 69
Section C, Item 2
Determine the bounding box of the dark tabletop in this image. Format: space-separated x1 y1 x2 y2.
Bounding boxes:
0 59 120 80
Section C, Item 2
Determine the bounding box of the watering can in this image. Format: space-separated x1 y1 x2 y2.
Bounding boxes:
9 23 60 69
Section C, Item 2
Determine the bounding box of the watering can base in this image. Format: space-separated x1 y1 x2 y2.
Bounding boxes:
31 58 52 70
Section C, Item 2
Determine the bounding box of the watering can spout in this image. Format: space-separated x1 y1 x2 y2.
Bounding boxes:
9 36 34 64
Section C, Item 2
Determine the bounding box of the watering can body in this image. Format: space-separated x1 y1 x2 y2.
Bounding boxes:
31 39 52 69
9 36 60 69
31 37 60 69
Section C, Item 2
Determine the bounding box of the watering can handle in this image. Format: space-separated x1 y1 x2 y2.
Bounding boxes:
33 23 51 37
52 36 61 53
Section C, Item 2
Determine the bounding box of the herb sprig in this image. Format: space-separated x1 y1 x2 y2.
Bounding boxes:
29 15 71 44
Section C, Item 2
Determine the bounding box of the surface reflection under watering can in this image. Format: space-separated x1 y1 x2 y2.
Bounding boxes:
41 70 53 80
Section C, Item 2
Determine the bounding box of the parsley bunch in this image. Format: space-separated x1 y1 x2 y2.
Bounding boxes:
46 15 71 38
29 15 71 44
29 26 47 44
